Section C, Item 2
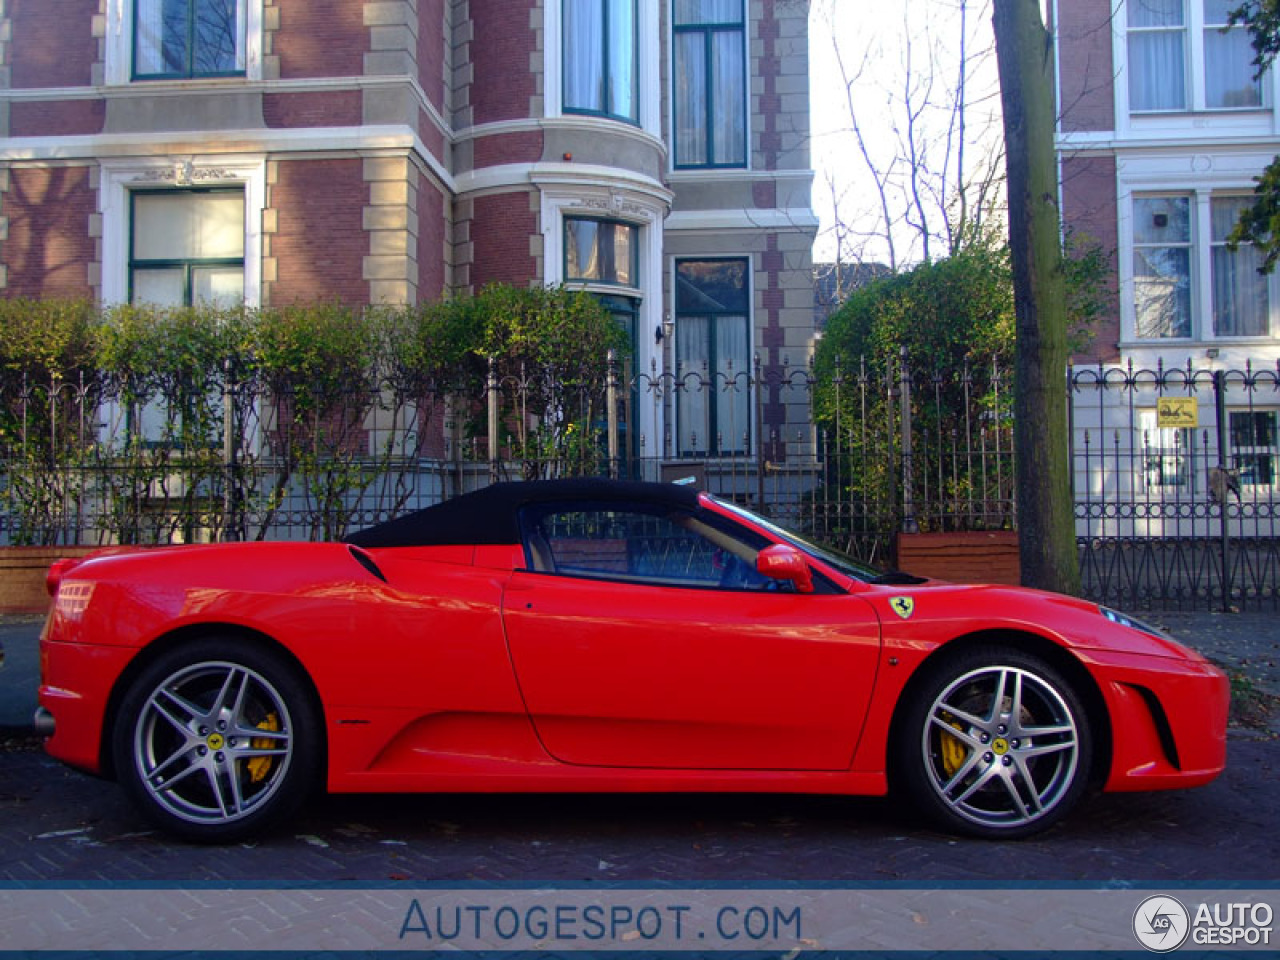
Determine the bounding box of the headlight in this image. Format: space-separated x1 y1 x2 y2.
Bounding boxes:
1099 605 1168 639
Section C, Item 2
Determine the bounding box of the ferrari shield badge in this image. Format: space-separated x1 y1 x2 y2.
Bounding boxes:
889 596 915 620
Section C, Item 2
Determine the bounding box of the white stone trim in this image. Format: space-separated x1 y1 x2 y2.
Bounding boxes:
457 161 672 204
98 153 266 307
664 208 819 232
104 0 265 85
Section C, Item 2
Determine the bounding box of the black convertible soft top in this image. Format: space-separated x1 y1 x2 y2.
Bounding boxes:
344 478 703 549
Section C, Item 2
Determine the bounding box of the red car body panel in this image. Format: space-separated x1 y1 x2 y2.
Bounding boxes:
38 489 1229 807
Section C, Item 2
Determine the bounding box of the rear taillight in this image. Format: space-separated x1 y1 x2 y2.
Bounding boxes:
46 558 83 597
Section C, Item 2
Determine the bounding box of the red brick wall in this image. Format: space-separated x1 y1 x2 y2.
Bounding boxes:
9 0 97 88
1057 0 1115 132
274 0 367 79
2 166 96 298
269 159 368 305
469 0 537 124
1062 155 1121 363
9 100 106 137
264 91 362 128
417 172 447 302
470 192 537 288
419 0 446 111
473 130 544 169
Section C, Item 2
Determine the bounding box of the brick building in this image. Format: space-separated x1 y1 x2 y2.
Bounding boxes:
1055 0 1278 370
0 0 818 468
1054 0 1280 513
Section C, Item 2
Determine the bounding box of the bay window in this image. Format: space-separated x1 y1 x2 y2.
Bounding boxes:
563 0 638 123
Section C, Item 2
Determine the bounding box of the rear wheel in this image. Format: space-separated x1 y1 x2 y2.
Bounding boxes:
112 638 321 842
896 646 1093 839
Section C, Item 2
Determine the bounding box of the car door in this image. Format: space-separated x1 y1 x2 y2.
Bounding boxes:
501 500 882 770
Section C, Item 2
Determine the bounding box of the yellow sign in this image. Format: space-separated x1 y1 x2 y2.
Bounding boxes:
1157 397 1199 429
889 596 915 620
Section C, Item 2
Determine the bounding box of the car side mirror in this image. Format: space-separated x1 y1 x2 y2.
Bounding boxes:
756 544 814 594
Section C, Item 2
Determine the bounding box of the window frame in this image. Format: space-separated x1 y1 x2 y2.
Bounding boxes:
563 216 641 288
1125 188 1276 344
131 0 248 81
106 0 263 85
562 0 640 125
1228 409 1279 489
672 0 748 170
673 256 753 458
128 186 247 307
1125 0 1267 115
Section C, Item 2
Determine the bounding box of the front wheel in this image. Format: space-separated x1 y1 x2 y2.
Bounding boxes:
895 646 1094 839
112 638 321 843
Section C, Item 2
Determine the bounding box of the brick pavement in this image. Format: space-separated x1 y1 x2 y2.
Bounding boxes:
0 731 1276 885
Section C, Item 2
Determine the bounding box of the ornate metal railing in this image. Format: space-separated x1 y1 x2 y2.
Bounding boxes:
3 355 1278 610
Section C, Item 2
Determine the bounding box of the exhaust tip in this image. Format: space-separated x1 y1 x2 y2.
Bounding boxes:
32 707 56 738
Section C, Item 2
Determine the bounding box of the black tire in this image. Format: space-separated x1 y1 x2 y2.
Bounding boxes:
112 637 321 843
894 645 1094 839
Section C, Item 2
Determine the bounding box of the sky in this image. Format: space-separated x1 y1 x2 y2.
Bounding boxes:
807 0 1006 267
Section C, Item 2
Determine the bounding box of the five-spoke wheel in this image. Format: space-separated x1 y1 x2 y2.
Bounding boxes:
113 639 320 842
897 647 1094 839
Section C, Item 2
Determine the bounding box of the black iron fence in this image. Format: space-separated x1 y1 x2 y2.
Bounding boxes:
2 356 1277 610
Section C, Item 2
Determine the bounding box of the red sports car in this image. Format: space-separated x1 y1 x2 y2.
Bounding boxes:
36 478 1228 842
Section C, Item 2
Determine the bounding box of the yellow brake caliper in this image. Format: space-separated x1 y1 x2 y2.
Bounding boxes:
246 713 279 783
938 711 969 778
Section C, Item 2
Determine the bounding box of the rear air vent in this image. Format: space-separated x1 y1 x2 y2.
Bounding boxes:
348 545 388 583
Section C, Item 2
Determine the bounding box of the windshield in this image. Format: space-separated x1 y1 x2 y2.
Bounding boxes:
708 496 924 584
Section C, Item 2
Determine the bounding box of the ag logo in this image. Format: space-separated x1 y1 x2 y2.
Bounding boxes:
1133 895 1190 952
889 596 915 619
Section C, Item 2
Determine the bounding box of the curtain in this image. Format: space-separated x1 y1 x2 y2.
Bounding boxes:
1128 0 1186 110
674 32 707 164
134 0 174 74
677 317 711 454
1129 31 1186 110
711 30 745 165
714 316 750 453
606 0 636 120
1204 20 1262 108
1212 198 1270 336
564 0 604 111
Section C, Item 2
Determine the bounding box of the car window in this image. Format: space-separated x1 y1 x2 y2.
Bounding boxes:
519 501 779 591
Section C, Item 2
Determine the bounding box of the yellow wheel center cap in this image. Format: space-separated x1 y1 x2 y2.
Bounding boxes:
992 737 1009 755
206 733 225 750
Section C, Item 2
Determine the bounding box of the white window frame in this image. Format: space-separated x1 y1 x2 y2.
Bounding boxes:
545 0 661 139
1117 0 1269 117
1119 181 1277 345
104 0 264 85
99 155 266 307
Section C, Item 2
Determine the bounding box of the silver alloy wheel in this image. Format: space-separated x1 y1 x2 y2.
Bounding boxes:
132 660 294 826
921 664 1080 830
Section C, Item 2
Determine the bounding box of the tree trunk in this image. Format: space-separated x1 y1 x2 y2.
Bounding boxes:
992 0 1081 596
